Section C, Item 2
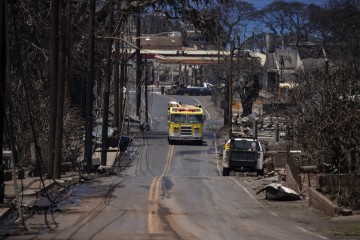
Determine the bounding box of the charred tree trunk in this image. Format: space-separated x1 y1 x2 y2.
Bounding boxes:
239 75 260 117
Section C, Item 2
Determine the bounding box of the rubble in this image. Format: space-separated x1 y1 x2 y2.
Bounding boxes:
256 183 302 201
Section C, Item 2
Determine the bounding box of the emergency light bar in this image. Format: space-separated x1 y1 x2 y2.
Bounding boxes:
172 108 201 112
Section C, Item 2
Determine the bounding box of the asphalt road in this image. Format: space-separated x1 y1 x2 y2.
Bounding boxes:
5 92 358 240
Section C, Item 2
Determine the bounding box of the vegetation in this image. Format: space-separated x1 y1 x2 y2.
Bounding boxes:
288 1 360 209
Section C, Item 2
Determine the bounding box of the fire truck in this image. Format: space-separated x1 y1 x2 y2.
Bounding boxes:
167 102 205 145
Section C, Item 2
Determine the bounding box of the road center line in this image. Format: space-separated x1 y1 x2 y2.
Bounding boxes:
162 144 174 176
148 144 174 234
148 176 158 233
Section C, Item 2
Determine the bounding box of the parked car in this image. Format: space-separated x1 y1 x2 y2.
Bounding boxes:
92 125 115 139
222 137 265 176
186 83 213 96
123 115 150 131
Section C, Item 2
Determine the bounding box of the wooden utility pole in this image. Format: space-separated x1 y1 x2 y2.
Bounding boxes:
144 56 149 123
119 48 125 134
48 0 59 177
53 13 66 179
84 0 96 171
135 14 141 118
64 2 72 102
101 0 114 166
113 0 121 130
0 0 7 203
228 43 234 138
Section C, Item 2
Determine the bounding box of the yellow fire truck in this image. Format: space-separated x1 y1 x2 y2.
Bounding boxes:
168 102 205 145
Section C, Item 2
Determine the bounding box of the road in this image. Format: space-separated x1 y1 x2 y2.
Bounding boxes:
5 91 355 240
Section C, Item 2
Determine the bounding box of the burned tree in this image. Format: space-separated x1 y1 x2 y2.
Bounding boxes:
289 63 360 209
238 74 261 117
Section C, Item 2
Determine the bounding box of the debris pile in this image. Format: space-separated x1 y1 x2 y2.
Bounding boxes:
256 183 301 201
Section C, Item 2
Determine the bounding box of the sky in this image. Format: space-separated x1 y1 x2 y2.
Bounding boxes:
251 0 328 9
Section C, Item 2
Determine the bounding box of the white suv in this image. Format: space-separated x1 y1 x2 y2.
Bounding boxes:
222 138 265 176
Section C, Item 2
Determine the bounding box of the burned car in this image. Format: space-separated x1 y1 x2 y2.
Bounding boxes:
123 115 150 131
92 125 132 151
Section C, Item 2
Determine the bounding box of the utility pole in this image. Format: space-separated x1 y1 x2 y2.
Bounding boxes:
113 0 121 130
64 1 72 102
144 56 149 123
135 14 141 118
0 0 7 203
228 43 234 138
54 11 67 179
101 0 114 166
84 0 96 171
48 0 59 177
119 47 125 133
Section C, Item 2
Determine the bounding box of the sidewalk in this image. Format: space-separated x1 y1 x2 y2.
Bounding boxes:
0 147 122 224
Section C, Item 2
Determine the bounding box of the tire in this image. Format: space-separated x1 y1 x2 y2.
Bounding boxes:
168 137 173 145
223 167 230 176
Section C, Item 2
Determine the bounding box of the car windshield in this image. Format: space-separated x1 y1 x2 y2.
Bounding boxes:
231 140 260 151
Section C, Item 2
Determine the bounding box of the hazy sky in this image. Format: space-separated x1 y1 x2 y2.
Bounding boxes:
251 0 327 9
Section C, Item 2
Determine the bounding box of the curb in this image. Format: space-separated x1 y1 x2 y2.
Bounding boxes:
0 207 11 223
309 188 340 216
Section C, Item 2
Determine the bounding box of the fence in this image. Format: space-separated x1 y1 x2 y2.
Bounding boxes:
319 174 360 193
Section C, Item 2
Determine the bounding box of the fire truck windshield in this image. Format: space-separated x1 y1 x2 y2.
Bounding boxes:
171 114 203 124
187 114 203 123
171 114 186 123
